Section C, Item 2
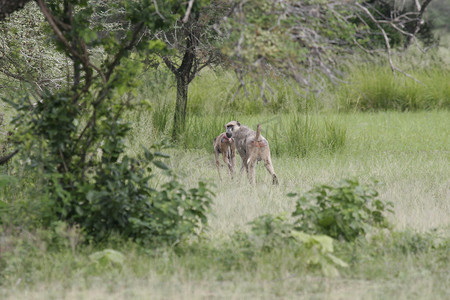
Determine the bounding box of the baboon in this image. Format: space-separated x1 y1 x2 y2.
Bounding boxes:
213 132 236 180
225 121 278 185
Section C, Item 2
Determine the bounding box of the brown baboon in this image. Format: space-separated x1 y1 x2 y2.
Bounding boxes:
225 121 278 185
213 132 236 180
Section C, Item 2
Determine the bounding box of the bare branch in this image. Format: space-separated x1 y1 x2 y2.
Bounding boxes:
36 0 106 84
0 149 18 165
356 3 424 85
182 0 195 23
152 0 165 20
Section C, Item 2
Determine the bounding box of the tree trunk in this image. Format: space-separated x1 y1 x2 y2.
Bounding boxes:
172 75 189 140
169 28 197 141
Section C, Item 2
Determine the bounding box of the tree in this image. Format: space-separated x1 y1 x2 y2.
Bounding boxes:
156 0 227 140
358 0 435 49
1 0 212 243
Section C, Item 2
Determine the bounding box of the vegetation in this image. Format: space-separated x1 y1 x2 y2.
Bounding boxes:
0 0 449 299
291 179 393 241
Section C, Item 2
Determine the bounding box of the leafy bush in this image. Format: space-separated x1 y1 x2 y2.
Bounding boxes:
232 214 348 276
2 89 213 244
0 0 214 246
74 146 213 244
290 179 393 241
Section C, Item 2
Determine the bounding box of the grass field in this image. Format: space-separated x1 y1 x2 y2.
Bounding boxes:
1 110 449 299
1 12 450 298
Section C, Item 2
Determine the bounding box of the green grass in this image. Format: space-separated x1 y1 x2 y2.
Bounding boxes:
1 46 450 299
2 110 448 299
333 64 450 111
137 56 450 117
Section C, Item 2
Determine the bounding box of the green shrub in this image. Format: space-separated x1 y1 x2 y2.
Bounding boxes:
73 146 213 244
290 179 393 241
232 214 348 276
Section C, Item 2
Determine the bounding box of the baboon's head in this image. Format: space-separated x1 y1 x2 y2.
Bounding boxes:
225 121 240 138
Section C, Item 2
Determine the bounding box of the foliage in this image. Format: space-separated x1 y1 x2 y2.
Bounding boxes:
232 214 349 277
0 0 215 244
89 249 125 270
290 179 393 241
1 221 448 298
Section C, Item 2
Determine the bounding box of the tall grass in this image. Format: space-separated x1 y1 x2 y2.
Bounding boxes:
177 114 347 157
138 54 449 118
1 111 449 300
151 102 172 136
334 64 450 111
180 114 235 150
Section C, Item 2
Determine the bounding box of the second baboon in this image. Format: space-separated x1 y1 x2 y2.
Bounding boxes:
225 121 278 185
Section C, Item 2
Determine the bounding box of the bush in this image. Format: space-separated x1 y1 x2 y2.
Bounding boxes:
231 214 349 276
290 179 393 242
71 146 214 244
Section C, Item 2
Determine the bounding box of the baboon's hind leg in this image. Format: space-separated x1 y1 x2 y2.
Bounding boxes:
240 157 248 175
222 150 233 178
247 155 257 184
230 143 236 177
264 157 278 185
215 150 222 180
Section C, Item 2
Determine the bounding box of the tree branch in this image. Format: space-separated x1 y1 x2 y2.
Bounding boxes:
182 0 195 23
356 3 423 85
36 0 105 84
0 149 18 165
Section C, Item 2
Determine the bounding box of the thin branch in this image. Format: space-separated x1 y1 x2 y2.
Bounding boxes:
36 0 106 84
356 3 424 85
152 0 165 20
104 22 144 82
182 0 195 23
0 149 18 165
162 56 178 74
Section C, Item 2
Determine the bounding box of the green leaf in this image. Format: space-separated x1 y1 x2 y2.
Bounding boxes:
153 160 169 170
154 152 170 158
89 249 125 267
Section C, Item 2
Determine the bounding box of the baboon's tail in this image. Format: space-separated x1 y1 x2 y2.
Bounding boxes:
255 124 261 141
